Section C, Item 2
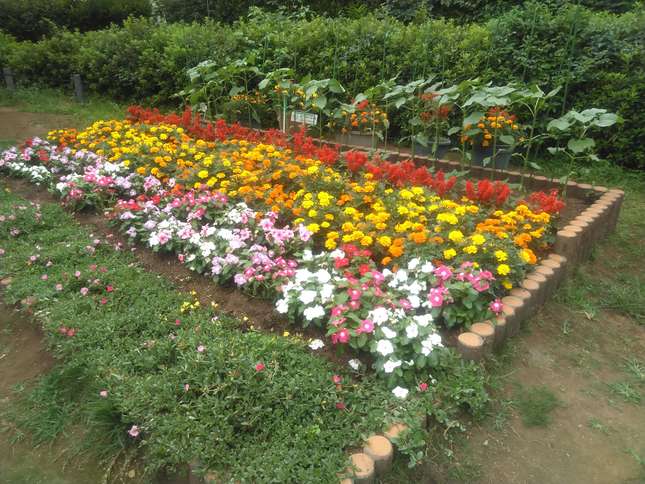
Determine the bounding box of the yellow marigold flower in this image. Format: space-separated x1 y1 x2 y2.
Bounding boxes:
471 233 486 245
378 235 392 247
448 230 464 243
325 239 337 250
463 245 478 255
302 200 314 209
502 279 513 290
497 264 511 276
494 250 508 262
360 235 373 247
307 223 320 234
197 170 209 179
307 209 318 218
521 248 537 264
321 221 330 228
443 248 457 260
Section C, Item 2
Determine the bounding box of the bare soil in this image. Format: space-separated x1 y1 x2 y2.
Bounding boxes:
0 108 74 142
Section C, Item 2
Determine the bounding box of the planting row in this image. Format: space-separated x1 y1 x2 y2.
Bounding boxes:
0 109 566 390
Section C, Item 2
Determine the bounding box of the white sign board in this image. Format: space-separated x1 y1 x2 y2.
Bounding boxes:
291 110 318 126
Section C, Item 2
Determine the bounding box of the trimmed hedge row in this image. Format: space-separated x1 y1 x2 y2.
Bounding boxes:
1 2 643 168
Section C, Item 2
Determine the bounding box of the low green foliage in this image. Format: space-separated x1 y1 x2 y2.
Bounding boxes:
516 385 559 426
607 381 642 405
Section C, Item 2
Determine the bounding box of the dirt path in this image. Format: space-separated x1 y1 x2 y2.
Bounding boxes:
0 108 74 143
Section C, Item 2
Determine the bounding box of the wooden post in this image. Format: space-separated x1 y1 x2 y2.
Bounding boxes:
3 67 15 90
71 73 84 102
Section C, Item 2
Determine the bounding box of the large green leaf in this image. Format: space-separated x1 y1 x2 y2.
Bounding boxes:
567 137 595 153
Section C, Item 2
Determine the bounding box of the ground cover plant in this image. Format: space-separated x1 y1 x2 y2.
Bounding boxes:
0 184 494 482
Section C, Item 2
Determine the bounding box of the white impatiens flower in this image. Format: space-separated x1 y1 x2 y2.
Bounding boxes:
408 294 421 309
414 313 434 327
381 326 397 339
275 298 289 314
369 307 389 325
319 283 334 302
348 359 361 370
392 386 409 399
315 269 331 284
299 290 317 305
308 339 325 350
421 261 434 273
405 323 419 339
376 339 394 356
407 258 420 270
421 332 443 355
383 359 402 374
303 305 325 321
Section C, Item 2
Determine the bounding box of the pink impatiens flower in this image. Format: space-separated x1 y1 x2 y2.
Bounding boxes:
197 345 205 353
99 390 108 398
332 375 342 384
128 425 140 438
489 298 503 314
358 319 375 334
418 382 429 392
428 288 444 308
434 265 453 281
255 362 265 372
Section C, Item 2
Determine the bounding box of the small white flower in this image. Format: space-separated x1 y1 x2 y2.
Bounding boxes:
319 283 334 301
383 359 402 373
421 261 434 273
407 258 420 270
414 313 434 327
381 326 397 339
299 290 317 305
405 323 418 339
275 298 289 314
369 306 389 325
303 305 325 321
308 339 325 350
392 386 409 399
315 269 331 283
408 294 421 309
376 339 394 356
348 359 361 370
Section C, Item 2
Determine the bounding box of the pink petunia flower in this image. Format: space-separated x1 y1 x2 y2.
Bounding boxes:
80 287 89 296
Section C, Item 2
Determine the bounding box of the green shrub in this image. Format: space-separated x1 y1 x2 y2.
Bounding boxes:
0 0 152 41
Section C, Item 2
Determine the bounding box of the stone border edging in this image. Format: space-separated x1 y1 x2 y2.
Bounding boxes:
456 188 624 365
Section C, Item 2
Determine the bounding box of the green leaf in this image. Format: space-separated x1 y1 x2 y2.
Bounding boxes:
447 126 461 136
463 111 484 127
499 135 515 146
547 118 570 131
567 138 595 153
593 113 619 127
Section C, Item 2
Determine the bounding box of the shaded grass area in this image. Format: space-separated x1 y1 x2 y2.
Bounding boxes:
0 87 126 128
0 185 422 482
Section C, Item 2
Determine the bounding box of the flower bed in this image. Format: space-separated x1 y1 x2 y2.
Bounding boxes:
0 107 567 392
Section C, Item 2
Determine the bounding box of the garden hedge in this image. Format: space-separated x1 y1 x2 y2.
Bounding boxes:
1 1 643 168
